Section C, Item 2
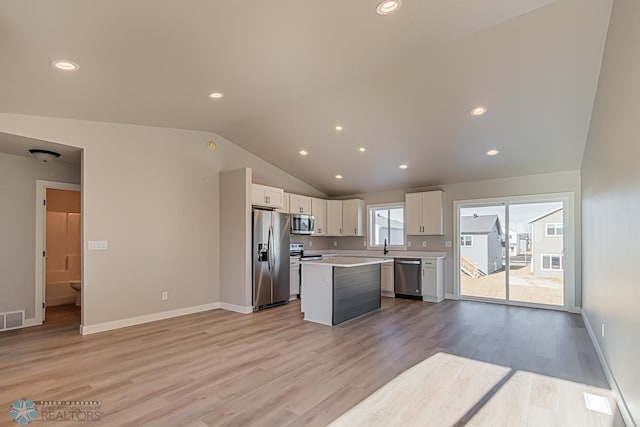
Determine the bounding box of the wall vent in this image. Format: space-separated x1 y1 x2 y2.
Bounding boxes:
0 311 25 331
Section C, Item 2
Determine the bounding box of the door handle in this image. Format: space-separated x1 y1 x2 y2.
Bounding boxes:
397 260 421 265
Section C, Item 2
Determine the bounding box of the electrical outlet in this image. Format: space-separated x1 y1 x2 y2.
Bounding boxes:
309 240 313 247
333 241 337 247
445 240 452 248
601 323 605 337
162 291 168 301
363 240 367 247
422 241 427 248
407 241 412 248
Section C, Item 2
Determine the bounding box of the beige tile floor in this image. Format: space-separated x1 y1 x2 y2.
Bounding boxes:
461 266 564 306
330 353 622 427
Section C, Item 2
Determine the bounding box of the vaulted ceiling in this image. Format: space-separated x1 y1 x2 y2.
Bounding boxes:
0 0 612 195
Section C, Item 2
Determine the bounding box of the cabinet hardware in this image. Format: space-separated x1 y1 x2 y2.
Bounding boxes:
354 228 356 234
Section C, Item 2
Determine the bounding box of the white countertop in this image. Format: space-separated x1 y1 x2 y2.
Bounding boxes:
301 256 394 267
302 249 446 259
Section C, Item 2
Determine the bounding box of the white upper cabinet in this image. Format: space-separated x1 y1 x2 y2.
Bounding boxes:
326 200 343 236
275 193 290 214
342 199 364 236
252 184 284 209
289 194 312 215
405 190 444 235
311 198 327 236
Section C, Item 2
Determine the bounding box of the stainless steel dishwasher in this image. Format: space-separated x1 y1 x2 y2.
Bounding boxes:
394 258 422 297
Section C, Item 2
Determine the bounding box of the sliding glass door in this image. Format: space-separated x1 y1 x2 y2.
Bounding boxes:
458 195 570 309
507 202 564 306
459 204 506 300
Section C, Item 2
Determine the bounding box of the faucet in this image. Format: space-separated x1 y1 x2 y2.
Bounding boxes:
383 238 388 255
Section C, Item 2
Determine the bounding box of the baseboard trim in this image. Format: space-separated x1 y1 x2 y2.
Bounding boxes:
581 309 635 427
423 296 445 303
219 303 253 314
23 318 41 328
381 291 395 298
80 302 221 335
445 293 459 300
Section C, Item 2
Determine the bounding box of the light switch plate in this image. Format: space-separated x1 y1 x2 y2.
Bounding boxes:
333 241 337 247
407 241 412 248
445 241 452 248
422 241 427 248
88 240 108 250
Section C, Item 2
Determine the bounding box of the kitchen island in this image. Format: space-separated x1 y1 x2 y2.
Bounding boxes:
300 257 393 326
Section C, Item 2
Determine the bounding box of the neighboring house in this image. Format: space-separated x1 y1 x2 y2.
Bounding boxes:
518 233 531 254
503 229 520 257
529 207 564 278
460 214 503 275
374 214 403 245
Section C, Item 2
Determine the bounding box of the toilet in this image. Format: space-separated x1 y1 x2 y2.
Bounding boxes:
70 281 82 306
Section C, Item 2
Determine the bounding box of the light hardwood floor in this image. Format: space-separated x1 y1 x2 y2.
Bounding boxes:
0 300 624 426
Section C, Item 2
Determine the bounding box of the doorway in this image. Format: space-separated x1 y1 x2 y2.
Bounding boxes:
35 181 81 326
455 193 575 311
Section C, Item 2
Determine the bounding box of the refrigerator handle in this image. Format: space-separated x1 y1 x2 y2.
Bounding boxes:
267 226 272 271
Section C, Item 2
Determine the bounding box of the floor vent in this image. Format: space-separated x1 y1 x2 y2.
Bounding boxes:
0 311 25 331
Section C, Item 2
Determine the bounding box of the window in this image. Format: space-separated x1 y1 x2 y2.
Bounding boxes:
460 235 473 246
541 254 563 271
368 204 404 248
546 223 563 236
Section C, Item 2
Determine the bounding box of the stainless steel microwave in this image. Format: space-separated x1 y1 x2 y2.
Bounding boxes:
291 214 314 235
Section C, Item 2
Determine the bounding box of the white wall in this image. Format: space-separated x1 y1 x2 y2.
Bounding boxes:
0 113 324 328
331 170 582 305
581 0 640 423
0 153 80 318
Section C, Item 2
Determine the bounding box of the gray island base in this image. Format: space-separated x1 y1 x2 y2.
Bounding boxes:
300 257 393 326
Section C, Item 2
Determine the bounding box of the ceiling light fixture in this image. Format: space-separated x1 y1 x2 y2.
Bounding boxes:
335 125 343 131
299 150 309 156
28 149 61 162
335 174 343 179
359 147 366 152
376 0 403 15
50 60 79 71
471 106 487 116
208 92 224 99
399 164 408 169
486 149 499 156
208 141 217 151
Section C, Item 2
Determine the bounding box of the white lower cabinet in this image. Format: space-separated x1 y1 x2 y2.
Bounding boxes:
422 258 444 302
290 259 300 300
381 262 394 295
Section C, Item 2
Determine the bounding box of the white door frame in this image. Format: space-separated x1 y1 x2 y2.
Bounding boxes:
34 180 81 326
453 192 578 313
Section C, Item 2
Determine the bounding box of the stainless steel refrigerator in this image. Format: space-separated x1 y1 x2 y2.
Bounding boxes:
253 209 290 310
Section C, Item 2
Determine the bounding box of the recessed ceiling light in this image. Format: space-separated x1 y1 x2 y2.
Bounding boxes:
50 60 79 71
299 150 308 156
471 106 487 116
208 141 217 151
359 147 366 152
208 92 224 99
335 125 343 131
335 174 343 179
376 0 403 15
486 149 500 156
399 164 408 169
